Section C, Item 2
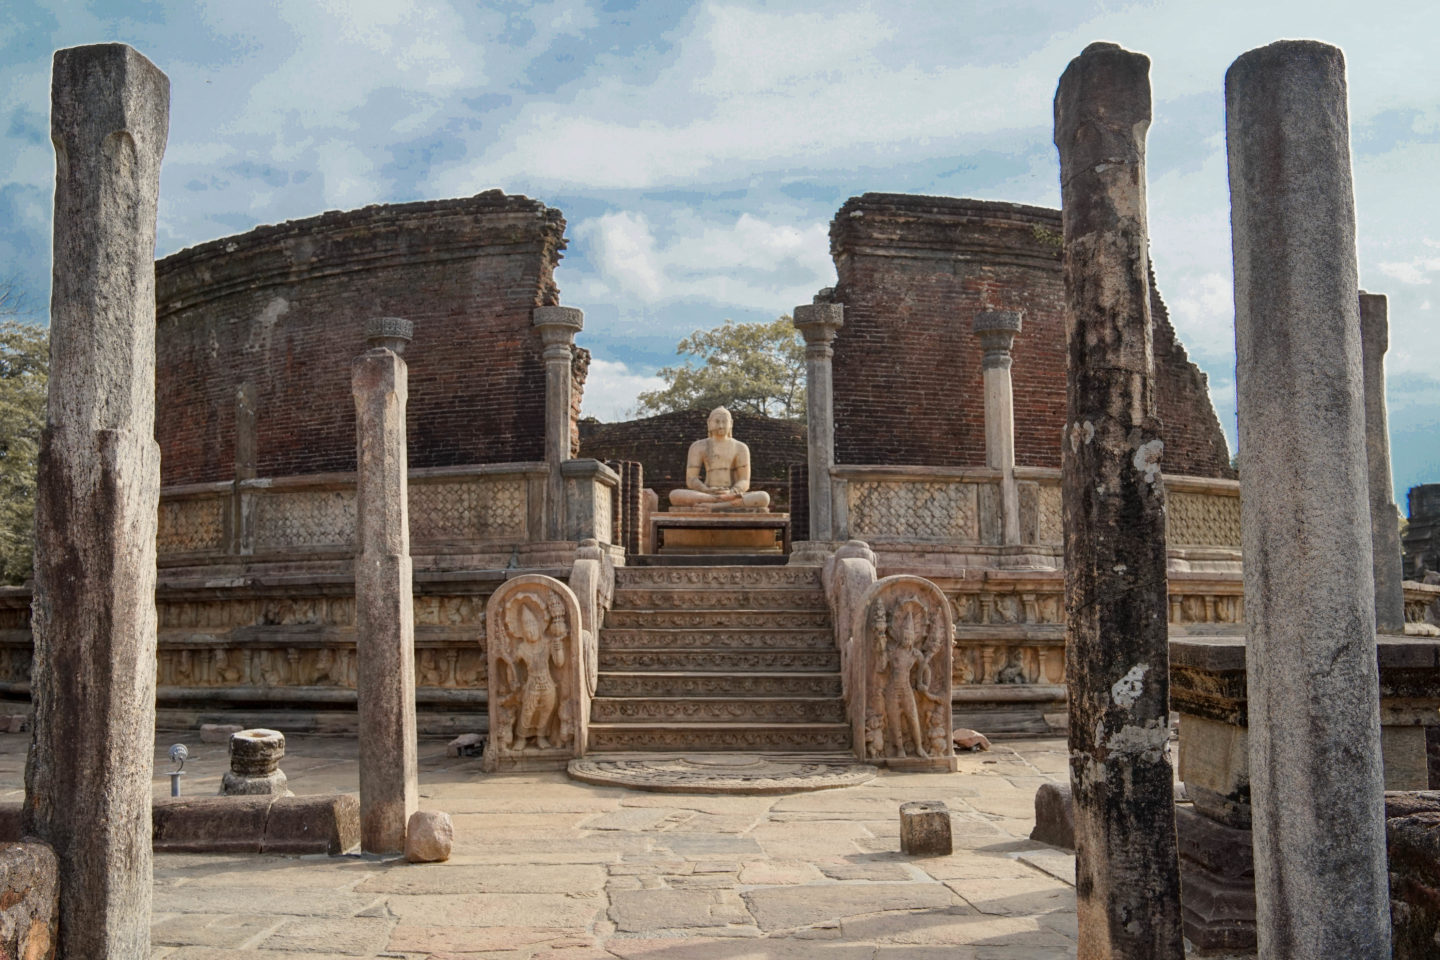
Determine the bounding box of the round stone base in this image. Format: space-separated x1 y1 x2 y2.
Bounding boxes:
220 770 291 796
567 754 877 794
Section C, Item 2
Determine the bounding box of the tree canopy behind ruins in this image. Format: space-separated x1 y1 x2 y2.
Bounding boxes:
0 281 46 585
635 317 805 421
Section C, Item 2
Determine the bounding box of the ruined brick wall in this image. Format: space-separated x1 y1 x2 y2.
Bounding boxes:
578 411 805 509
155 191 566 485
1406 484 1440 579
829 193 1234 478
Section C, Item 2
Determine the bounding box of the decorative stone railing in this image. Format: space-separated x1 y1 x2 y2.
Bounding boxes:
830 464 1241 553
156 459 619 565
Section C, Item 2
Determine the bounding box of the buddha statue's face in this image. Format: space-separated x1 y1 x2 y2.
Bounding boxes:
707 407 733 439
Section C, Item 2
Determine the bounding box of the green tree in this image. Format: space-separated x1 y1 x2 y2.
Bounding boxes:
634 317 805 420
0 282 47 585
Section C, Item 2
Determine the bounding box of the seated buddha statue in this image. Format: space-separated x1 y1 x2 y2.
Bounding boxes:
668 406 771 511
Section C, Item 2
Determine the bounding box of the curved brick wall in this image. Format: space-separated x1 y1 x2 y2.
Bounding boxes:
830 193 1234 479
579 410 805 508
156 191 566 485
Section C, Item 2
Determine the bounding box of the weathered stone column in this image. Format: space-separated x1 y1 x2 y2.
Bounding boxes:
1227 40 1390 957
1054 42 1184 959
973 310 1023 546
23 43 168 958
534 306 584 540
1360 292 1407 634
793 303 843 541
353 316 418 854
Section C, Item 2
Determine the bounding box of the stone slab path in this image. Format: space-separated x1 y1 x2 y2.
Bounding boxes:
0 731 1079 958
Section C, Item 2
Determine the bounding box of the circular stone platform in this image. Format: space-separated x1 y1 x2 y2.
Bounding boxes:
567 754 878 794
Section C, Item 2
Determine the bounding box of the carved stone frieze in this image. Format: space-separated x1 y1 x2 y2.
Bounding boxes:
484 574 588 770
954 642 1066 685
858 576 955 769
848 480 980 541
152 642 485 690
950 592 1064 625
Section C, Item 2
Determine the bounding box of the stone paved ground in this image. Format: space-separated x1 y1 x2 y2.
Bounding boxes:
0 730 1080 959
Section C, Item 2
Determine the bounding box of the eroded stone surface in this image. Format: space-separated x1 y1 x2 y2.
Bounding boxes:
404 809 453 863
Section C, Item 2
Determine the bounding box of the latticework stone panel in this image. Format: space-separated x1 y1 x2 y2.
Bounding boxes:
848 480 980 541
253 489 356 550
1169 491 1242 547
157 497 226 554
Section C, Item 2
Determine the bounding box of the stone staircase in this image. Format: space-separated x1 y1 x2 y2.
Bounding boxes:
587 565 852 752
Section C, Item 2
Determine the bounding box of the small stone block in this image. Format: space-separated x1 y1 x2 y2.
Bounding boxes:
152 794 359 855
447 733 485 758
1 715 26 734
1030 782 1074 850
199 723 243 744
899 801 952 856
405 810 453 863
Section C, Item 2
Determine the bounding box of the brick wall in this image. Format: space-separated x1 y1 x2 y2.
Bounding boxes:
578 410 805 510
829 193 1234 479
155 191 567 485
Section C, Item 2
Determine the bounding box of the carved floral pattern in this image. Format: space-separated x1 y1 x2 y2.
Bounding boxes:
157 497 226 554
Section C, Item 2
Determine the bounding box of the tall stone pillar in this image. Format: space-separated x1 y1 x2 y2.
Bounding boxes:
24 43 168 958
973 310 1023 546
534 306 584 540
793 303 843 542
1360 292 1407 634
1227 40 1390 958
353 316 418 854
1054 42 1184 959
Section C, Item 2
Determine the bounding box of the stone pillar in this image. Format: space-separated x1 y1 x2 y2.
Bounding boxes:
534 306 584 540
973 310 1023 546
1226 40 1390 958
353 316 418 854
1054 42 1184 959
23 43 168 959
1360 292 1407 634
793 303 843 542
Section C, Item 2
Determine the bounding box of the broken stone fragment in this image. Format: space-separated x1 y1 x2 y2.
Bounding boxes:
200 723 243 744
953 728 991 752
446 733 485 758
221 728 291 797
1030 782 1075 851
405 810 453 863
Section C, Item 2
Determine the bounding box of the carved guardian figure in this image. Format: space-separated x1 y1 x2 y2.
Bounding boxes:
484 575 588 770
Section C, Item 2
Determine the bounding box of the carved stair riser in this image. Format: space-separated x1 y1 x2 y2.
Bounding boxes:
615 568 821 588
599 650 840 673
596 673 843 698
612 589 828 611
603 610 830 629
590 697 846 724
600 629 833 651
587 724 853 752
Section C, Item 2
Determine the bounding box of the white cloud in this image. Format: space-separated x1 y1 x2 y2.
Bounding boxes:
572 209 833 313
1378 255 1440 286
1164 271 1235 361
580 357 665 421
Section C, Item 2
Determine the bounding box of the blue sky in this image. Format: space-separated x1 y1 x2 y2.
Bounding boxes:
1 1 1437 505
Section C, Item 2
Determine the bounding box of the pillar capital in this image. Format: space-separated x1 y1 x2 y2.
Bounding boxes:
793 303 844 353
534 305 584 357
364 316 413 355
973 310 1023 369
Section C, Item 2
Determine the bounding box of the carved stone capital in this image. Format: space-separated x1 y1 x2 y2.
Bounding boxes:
972 310 1023 369
793 303 844 347
363 316 413 354
533 305 585 357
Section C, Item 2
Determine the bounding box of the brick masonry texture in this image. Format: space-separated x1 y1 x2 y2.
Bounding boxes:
155 191 567 485
829 193 1235 478
579 410 805 510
